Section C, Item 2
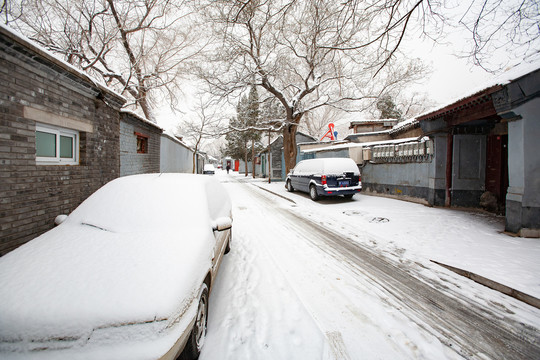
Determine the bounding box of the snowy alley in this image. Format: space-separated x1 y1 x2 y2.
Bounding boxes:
200 171 540 360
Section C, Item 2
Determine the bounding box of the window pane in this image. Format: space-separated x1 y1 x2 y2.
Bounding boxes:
36 131 56 157
60 135 73 158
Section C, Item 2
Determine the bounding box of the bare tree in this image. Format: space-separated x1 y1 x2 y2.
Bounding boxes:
177 96 225 173
397 92 437 119
301 107 343 140
455 0 540 71
5 0 202 121
200 0 427 173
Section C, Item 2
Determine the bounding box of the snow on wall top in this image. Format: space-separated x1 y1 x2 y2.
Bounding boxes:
0 23 126 102
120 109 163 131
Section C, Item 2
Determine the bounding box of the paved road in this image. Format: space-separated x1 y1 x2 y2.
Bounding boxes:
232 177 540 359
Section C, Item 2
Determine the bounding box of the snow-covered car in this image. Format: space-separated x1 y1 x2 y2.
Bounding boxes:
203 164 215 175
286 158 362 201
0 173 232 360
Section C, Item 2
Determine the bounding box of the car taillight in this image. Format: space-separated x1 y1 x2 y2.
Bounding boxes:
359 175 361 182
321 175 327 185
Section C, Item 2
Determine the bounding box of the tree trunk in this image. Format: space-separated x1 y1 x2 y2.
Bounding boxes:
251 142 256 179
282 123 298 175
244 141 249 177
138 92 153 122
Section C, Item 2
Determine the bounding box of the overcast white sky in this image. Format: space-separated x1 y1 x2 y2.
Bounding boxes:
155 1 540 138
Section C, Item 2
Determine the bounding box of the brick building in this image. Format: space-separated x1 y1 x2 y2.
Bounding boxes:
120 111 162 176
0 25 125 255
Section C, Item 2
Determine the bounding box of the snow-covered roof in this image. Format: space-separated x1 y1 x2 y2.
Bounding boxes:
161 130 194 151
389 117 419 134
417 62 540 121
302 136 424 153
349 119 399 126
120 109 163 131
0 23 126 103
345 129 391 138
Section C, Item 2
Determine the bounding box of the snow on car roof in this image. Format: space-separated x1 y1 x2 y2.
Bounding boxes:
67 173 219 233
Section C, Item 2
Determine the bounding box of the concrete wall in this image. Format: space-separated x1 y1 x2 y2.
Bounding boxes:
312 149 349 159
362 162 431 200
427 134 448 207
120 114 161 176
0 26 125 255
506 97 540 234
160 134 194 173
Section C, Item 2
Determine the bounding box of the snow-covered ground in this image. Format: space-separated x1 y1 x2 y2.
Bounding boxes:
201 170 540 360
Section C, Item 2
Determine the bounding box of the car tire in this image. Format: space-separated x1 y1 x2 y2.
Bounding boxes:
180 283 209 360
309 185 319 201
286 180 294 192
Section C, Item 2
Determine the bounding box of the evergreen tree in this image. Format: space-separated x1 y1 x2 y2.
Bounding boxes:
225 85 263 177
377 95 403 120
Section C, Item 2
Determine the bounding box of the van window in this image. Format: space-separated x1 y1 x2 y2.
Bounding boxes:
302 159 323 174
295 161 309 175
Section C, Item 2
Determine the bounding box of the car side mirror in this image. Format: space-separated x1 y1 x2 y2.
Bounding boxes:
212 216 232 231
54 214 68 226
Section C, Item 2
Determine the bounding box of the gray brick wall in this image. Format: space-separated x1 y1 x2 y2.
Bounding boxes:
0 26 125 256
120 113 161 176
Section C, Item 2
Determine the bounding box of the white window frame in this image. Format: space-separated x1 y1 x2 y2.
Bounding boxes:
36 123 79 165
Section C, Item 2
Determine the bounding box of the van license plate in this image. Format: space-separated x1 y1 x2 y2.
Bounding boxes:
339 180 349 186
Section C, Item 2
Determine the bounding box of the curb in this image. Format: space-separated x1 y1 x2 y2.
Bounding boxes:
431 260 540 310
251 183 296 204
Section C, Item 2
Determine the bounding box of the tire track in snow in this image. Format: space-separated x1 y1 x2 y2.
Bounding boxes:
201 182 326 360
230 180 460 359
239 180 540 360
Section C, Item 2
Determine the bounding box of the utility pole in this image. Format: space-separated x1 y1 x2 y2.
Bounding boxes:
268 129 271 184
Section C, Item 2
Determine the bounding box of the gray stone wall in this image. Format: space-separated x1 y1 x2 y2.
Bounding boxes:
0 26 124 256
506 97 540 234
120 113 161 176
362 161 431 200
160 134 194 173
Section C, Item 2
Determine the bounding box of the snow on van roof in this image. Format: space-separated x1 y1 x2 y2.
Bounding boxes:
299 157 359 175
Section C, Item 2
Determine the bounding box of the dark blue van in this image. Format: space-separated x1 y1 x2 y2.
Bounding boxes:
285 158 362 201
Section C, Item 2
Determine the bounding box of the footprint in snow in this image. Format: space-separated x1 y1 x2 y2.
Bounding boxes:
370 217 389 223
342 210 367 216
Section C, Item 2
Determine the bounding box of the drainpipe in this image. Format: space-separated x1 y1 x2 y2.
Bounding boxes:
445 132 453 207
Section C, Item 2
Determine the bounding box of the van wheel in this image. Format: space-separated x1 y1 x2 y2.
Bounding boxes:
309 185 319 201
286 180 294 192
